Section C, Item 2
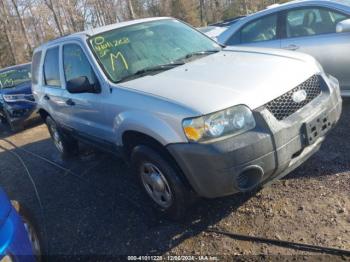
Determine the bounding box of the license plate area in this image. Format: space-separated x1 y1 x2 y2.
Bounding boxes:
303 112 332 145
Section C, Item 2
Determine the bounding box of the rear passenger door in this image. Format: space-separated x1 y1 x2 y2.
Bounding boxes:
42 46 66 123
226 13 281 48
281 7 350 90
60 42 111 146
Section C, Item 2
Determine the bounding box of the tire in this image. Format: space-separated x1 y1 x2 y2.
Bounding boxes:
0 115 7 124
131 145 191 220
4 110 22 132
46 116 78 158
11 201 43 261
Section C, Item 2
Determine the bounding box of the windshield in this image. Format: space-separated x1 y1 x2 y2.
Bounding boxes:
0 64 31 89
89 19 221 83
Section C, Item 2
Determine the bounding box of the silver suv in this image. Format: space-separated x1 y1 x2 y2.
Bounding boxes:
32 17 342 218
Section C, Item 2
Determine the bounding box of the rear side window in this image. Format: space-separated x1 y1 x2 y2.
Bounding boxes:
241 14 278 43
31 51 42 84
43 47 61 87
286 8 349 38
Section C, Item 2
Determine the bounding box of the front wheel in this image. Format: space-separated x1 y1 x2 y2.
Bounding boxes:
46 116 78 158
131 145 192 220
0 115 7 124
4 110 22 132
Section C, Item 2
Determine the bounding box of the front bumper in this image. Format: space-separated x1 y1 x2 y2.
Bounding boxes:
167 75 342 198
0 102 38 127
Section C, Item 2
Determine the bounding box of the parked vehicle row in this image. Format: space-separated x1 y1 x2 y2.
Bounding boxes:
201 0 350 96
29 17 342 219
0 1 345 247
0 63 38 131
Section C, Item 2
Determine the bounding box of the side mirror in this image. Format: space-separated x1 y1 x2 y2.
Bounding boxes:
66 76 100 94
336 19 350 33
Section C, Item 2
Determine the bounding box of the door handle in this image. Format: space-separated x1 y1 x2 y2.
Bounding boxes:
283 44 300 51
43 94 50 100
66 99 75 106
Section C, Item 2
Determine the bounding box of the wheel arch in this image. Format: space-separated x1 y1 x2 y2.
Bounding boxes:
37 108 50 121
122 130 194 192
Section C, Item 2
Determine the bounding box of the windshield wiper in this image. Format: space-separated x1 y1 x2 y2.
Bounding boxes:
177 50 220 62
116 62 185 83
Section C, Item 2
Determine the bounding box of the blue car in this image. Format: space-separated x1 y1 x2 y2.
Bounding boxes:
0 63 38 131
0 188 41 261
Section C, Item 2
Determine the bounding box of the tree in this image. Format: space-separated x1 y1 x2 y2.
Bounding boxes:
9 0 33 57
0 0 17 64
44 0 64 36
127 0 136 19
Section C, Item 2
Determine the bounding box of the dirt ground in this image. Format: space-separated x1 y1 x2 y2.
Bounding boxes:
0 102 349 261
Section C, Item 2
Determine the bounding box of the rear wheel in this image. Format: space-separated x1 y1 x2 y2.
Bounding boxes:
46 116 78 158
131 145 192 220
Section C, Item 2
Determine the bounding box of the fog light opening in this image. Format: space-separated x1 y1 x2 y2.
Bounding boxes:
236 166 263 192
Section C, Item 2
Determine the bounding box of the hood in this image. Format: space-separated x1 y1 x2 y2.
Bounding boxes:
119 47 320 115
0 188 11 229
0 81 32 96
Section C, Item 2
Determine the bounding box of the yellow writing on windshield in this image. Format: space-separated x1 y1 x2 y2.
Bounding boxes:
94 36 105 45
113 37 130 47
93 37 130 58
0 79 14 88
110 52 129 71
94 41 113 58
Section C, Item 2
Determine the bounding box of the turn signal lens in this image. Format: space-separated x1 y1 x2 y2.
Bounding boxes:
183 117 205 142
184 126 201 141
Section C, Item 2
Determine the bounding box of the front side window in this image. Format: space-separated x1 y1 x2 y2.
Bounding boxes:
0 64 31 89
286 8 348 38
240 15 278 43
63 44 97 85
44 47 61 87
89 19 221 83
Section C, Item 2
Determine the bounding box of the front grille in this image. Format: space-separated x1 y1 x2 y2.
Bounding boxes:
265 75 322 120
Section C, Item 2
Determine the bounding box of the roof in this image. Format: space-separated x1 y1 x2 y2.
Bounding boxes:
217 0 350 43
85 17 171 35
35 17 171 51
240 0 350 18
0 62 31 74
262 0 350 11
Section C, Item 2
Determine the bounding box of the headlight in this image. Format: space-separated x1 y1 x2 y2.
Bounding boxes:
3 94 34 102
183 105 256 142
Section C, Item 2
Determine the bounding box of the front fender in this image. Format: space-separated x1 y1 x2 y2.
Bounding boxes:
114 110 188 146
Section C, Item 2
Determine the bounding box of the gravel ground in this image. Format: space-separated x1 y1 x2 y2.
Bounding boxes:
0 102 349 261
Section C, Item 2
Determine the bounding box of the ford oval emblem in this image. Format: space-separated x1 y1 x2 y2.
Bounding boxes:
292 90 307 103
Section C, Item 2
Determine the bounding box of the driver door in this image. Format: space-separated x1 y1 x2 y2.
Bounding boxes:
60 42 111 146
